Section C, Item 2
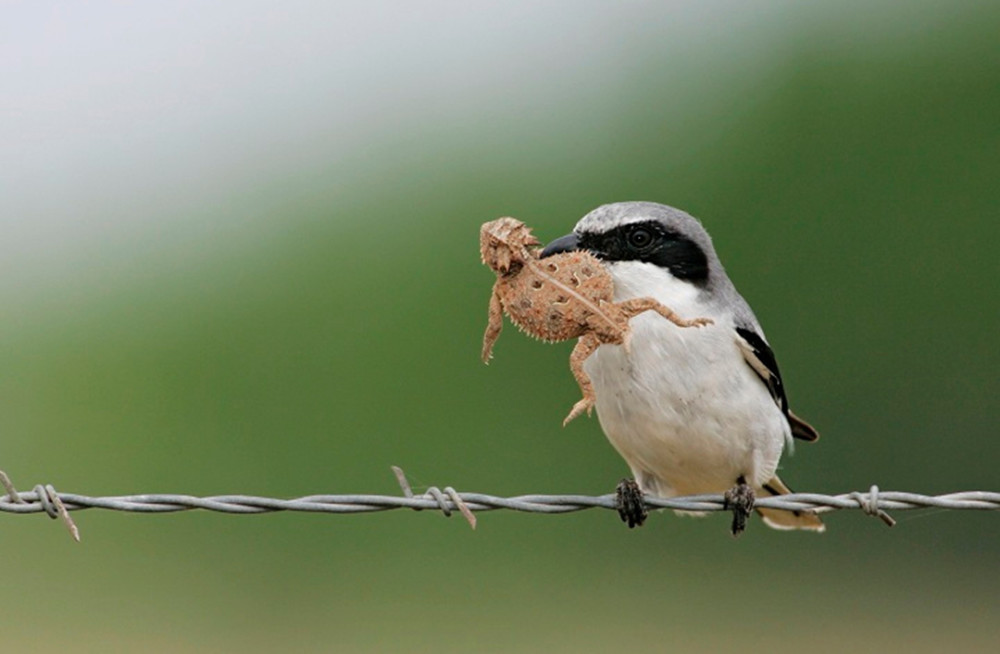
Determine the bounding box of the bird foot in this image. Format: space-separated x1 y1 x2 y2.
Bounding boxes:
615 478 647 528
723 476 755 537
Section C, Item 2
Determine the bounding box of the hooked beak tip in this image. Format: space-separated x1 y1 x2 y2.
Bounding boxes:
540 233 580 258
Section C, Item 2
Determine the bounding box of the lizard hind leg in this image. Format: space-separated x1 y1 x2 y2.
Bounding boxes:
616 297 713 329
562 332 602 426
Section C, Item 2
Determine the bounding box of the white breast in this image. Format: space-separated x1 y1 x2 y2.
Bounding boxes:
583 261 788 496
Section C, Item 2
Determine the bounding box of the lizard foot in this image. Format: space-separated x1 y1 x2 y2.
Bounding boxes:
562 397 594 426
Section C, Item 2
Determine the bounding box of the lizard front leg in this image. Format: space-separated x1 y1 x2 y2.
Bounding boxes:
563 332 601 426
616 297 713 329
481 286 504 363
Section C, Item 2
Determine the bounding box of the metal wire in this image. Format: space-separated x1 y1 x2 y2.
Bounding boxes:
1 467 997 542
3 488 999 514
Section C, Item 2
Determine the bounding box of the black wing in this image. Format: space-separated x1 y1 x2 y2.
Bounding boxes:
735 326 819 442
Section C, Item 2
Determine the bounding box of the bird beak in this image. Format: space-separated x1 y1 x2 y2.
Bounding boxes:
540 233 580 258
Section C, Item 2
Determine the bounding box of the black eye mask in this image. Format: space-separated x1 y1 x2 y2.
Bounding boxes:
577 221 710 286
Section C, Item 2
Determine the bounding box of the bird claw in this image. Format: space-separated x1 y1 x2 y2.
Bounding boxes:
615 478 647 528
723 475 755 536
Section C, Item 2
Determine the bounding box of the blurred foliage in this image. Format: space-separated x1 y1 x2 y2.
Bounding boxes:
2 2 998 652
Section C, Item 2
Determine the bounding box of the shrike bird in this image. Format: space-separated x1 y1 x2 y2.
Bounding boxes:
541 202 823 534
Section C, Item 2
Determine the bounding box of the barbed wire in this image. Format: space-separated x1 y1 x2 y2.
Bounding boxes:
2 468 997 542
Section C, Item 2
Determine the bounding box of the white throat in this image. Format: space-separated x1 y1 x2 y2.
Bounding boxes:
605 260 709 319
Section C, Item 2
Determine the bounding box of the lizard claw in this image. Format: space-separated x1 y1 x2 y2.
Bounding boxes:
562 398 594 426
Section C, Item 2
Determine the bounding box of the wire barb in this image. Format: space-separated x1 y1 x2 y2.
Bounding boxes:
0 470 24 504
0 473 81 542
390 467 476 529
852 485 896 527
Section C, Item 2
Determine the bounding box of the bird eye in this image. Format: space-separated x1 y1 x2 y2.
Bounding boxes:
627 227 654 250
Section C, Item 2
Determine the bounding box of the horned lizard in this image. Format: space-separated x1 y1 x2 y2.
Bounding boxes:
480 217 713 425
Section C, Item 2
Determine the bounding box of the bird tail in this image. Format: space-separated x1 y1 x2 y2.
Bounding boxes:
757 476 825 532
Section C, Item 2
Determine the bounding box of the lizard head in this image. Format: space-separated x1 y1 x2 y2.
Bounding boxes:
479 217 541 274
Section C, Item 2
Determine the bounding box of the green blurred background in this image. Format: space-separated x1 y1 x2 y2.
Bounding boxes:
3 1 998 652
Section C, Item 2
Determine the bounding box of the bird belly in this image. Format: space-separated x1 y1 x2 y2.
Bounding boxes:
584 311 788 497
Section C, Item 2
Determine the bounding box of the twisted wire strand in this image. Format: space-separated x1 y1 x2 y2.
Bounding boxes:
2 487 998 515
2 467 996 542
